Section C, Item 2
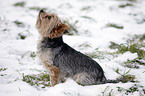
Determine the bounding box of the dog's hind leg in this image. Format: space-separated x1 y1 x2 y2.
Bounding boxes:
73 73 96 86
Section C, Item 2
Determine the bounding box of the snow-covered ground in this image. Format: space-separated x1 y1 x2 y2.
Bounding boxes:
0 0 145 96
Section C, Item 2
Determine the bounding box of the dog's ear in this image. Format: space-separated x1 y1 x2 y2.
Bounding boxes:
48 24 69 39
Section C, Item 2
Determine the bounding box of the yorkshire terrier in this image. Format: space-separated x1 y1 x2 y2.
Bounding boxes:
36 10 117 86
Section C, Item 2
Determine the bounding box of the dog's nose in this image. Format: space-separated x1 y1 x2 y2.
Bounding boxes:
40 10 44 13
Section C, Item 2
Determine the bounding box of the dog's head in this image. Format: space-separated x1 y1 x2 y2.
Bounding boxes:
36 10 69 39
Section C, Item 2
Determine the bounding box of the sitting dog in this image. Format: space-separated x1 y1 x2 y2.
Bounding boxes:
36 10 117 86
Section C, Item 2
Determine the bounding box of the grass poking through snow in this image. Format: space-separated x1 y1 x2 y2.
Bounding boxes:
109 34 145 68
106 23 124 29
63 19 79 35
13 1 26 7
115 68 137 83
22 73 50 89
117 84 145 95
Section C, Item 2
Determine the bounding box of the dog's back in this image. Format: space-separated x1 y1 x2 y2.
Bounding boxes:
36 10 116 86
53 39 107 85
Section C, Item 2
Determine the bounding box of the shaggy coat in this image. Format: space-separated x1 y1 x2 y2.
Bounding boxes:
36 10 116 86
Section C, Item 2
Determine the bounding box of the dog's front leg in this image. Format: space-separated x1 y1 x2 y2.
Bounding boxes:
48 66 59 86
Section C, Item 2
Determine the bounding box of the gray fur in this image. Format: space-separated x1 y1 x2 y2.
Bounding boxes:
37 36 107 85
36 10 118 86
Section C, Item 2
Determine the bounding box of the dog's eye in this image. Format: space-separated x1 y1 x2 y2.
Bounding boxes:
48 16 51 20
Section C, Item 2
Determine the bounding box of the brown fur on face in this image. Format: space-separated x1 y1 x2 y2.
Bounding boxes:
35 10 69 39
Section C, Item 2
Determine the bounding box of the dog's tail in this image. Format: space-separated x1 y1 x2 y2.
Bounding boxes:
106 79 119 83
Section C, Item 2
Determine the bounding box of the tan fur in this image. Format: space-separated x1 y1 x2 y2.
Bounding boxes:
35 11 69 39
37 40 57 86
37 39 54 65
48 65 59 86
48 24 69 39
36 10 69 86
36 10 109 86
74 73 96 85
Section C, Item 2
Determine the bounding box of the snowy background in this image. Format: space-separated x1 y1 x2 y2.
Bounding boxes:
0 0 145 96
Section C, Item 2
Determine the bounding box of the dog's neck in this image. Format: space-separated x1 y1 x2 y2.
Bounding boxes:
41 36 64 48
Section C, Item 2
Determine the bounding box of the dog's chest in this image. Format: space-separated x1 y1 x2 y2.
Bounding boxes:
37 41 54 66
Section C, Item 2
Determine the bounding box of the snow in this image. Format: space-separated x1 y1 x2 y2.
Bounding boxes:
0 0 145 96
